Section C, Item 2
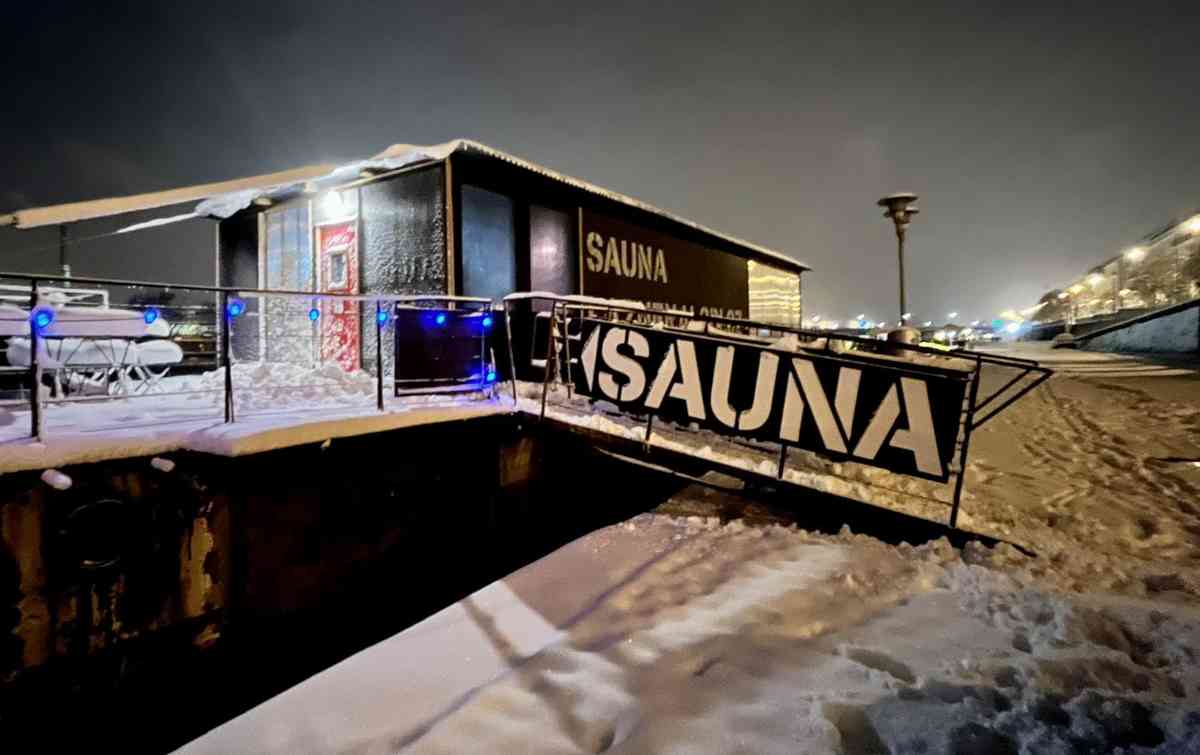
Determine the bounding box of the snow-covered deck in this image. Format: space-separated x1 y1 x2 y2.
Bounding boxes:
0 364 511 474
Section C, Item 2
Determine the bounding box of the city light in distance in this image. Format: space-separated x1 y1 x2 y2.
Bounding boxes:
1124 246 1146 262
1183 215 1200 235
1088 273 1105 286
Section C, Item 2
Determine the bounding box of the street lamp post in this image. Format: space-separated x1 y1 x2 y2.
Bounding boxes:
878 192 920 341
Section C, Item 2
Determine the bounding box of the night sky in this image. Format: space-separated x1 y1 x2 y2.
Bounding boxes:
2 1 1198 324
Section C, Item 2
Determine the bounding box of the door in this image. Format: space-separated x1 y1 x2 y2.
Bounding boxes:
316 220 360 371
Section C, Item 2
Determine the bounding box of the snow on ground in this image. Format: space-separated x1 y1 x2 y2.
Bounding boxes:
0 362 508 474
520 344 1200 601
178 511 1200 754
173 348 1200 753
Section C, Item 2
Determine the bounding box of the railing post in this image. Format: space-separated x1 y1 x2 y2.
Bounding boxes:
375 300 385 411
29 279 42 440
539 301 557 422
221 290 234 423
504 300 519 404
479 306 489 393
948 361 982 529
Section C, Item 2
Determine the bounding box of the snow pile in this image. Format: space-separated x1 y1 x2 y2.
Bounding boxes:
178 362 378 413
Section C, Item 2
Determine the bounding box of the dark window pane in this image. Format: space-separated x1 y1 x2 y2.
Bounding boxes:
530 205 575 295
461 185 516 301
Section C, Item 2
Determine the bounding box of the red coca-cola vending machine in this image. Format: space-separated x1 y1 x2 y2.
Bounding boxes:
315 220 360 371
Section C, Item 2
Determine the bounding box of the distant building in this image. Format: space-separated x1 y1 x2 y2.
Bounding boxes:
1031 211 1200 324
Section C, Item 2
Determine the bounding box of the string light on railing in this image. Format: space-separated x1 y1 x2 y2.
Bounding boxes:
482 315 494 328
435 313 447 326
308 307 320 321
143 307 160 325
486 370 497 382
376 308 391 326
226 298 245 319
31 308 54 330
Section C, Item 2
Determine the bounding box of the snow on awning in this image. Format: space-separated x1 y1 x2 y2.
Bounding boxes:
0 163 335 229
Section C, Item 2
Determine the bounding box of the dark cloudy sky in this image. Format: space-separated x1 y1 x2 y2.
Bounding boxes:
2 1 1198 324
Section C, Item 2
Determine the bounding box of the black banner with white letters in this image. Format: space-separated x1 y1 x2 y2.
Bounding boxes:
570 319 969 482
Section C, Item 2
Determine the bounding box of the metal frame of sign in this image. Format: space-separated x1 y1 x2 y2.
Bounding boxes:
504 295 1052 529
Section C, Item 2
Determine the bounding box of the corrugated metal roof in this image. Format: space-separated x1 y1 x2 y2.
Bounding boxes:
2 139 809 272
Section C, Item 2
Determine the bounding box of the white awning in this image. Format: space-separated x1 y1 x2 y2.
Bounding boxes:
0 163 335 229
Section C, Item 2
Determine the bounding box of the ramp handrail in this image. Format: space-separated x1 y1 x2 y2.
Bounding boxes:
503 292 1053 530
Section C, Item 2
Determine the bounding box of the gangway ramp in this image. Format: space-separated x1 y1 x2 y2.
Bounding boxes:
504 295 1052 534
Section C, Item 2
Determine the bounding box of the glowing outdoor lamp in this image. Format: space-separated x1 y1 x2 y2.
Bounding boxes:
323 191 346 216
877 192 919 326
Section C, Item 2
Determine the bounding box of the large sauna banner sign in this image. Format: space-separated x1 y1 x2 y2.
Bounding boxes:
572 320 969 482
580 210 750 319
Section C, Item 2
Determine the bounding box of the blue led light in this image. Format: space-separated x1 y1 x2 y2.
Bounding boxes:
486 370 496 382
143 307 159 325
377 309 390 326
227 298 245 318
308 307 320 321
435 313 447 325
481 315 493 328
31 308 54 330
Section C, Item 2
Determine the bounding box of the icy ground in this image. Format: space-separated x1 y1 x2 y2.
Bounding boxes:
179 348 1200 754
0 362 506 473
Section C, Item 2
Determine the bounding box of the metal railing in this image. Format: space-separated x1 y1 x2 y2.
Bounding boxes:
504 293 1053 529
0 271 495 441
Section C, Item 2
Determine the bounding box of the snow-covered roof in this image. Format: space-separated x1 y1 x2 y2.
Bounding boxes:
2 139 809 272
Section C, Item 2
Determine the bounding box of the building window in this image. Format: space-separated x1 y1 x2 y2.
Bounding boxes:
530 205 576 296
262 204 314 363
461 185 516 301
